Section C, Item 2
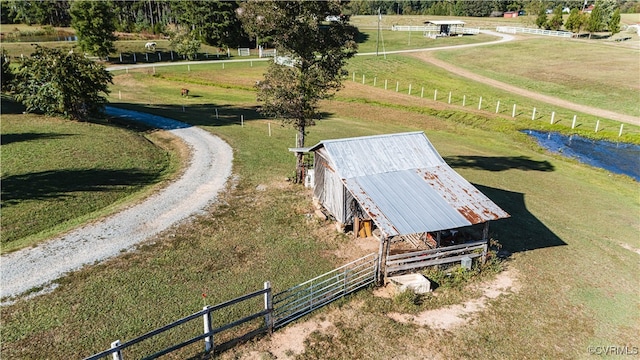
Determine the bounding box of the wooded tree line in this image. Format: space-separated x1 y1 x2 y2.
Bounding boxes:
3 0 637 29
346 0 636 16
1 0 247 47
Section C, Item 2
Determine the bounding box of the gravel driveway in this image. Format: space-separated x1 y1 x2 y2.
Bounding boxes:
0 107 233 301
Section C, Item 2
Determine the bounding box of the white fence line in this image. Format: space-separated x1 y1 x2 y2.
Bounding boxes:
496 26 573 38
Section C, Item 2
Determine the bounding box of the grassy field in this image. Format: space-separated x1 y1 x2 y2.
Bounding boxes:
0 97 179 253
2 20 639 360
434 37 640 117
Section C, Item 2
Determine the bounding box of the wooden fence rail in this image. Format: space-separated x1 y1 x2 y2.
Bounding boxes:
84 253 378 360
385 240 487 276
83 285 272 360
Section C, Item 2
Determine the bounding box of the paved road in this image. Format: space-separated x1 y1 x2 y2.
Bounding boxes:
0 108 233 300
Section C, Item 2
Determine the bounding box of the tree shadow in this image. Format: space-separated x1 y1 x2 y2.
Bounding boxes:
444 155 554 172
0 95 26 114
355 30 370 44
108 103 334 128
1 132 75 146
1 169 161 207
476 184 566 253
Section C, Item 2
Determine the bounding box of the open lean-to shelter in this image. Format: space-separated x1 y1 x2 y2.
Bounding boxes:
291 132 510 283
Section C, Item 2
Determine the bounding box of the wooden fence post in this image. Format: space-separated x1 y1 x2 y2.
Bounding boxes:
496 100 500 113
478 96 482 110
572 115 577 129
384 79 388 90
463 95 466 106
408 84 412 95
374 77 377 86
512 104 516 118
550 111 555 124
362 74 365 84
111 340 123 360
203 306 214 353
532 107 536 120
448 91 452 104
395 81 399 92
352 72 355 82
421 87 424 98
264 282 273 333
619 123 624 137
434 89 437 101
595 120 600 132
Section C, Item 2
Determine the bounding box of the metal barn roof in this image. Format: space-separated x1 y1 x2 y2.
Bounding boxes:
308 132 509 238
425 20 466 25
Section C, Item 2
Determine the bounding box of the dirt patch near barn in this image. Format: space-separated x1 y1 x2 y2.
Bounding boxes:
386 268 520 330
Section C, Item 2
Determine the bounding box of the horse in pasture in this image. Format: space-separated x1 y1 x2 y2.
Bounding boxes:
145 42 157 51
181 88 189 97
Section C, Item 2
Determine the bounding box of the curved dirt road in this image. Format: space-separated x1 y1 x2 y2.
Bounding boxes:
0 108 233 300
409 31 639 126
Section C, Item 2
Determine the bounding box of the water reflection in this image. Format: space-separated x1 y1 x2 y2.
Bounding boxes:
523 130 640 181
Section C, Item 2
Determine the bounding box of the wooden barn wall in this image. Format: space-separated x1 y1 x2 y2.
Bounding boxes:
314 149 348 223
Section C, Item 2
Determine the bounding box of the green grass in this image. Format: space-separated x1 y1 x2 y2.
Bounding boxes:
0 97 178 253
2 29 640 360
434 37 640 117
344 54 640 142
355 30 496 53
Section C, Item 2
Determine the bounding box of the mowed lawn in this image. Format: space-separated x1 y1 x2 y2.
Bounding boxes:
0 99 178 253
434 37 640 117
2 31 639 359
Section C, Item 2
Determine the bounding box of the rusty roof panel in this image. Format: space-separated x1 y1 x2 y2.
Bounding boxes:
308 132 510 238
344 170 472 238
416 166 510 223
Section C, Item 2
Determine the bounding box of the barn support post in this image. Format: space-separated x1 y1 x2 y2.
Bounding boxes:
482 222 490 263
376 237 388 285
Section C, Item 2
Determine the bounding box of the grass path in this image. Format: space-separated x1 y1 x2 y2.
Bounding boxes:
409 51 640 126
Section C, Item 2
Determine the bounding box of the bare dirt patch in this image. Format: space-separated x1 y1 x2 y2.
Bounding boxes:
386 268 519 330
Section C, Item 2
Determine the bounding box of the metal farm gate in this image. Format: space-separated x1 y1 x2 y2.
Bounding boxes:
272 253 378 328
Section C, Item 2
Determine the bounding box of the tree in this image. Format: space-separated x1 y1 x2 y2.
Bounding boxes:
609 8 621 35
173 0 247 48
70 0 116 58
239 0 358 183
586 4 604 38
171 31 201 60
1 49 12 92
565 8 587 34
596 0 617 26
12 45 112 121
535 7 548 29
548 5 564 30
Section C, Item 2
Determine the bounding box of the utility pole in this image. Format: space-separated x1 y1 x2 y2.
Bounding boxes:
376 8 381 56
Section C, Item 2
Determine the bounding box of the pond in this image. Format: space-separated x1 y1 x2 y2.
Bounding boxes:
1 32 77 43
523 130 640 181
